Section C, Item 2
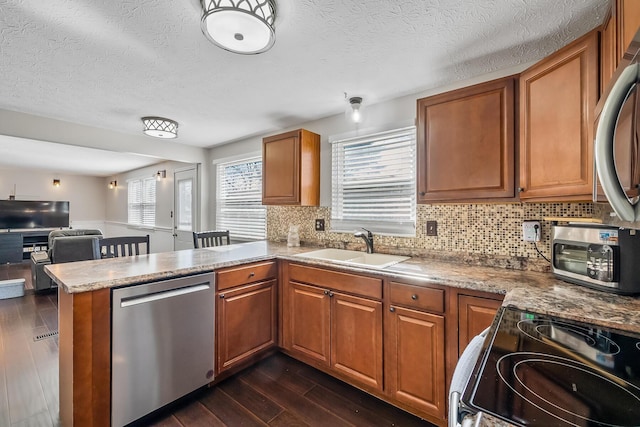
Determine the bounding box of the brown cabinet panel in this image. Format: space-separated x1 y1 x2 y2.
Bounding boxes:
417 76 515 202
216 261 277 291
617 0 640 60
458 295 502 356
262 129 320 206
389 281 444 313
331 292 383 391
288 281 331 365
601 7 617 95
288 263 382 299
216 280 277 374
386 305 446 419
519 30 599 200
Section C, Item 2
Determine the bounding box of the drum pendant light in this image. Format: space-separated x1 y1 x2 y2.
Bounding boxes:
200 0 276 55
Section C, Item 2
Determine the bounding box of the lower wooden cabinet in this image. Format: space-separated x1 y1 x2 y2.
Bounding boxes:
386 305 446 419
284 264 384 392
216 264 277 375
458 294 503 356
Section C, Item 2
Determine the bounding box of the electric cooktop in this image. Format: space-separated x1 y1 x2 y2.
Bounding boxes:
462 307 640 427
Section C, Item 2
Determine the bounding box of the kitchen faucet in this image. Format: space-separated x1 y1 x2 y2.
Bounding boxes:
354 228 374 254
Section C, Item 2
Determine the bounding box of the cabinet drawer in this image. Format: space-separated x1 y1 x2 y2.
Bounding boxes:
289 263 382 300
389 282 444 313
217 261 277 291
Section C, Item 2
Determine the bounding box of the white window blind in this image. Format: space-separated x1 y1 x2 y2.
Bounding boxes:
331 126 416 236
127 177 156 226
216 156 266 241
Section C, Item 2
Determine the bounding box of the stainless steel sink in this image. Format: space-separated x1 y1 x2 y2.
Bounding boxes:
295 248 409 269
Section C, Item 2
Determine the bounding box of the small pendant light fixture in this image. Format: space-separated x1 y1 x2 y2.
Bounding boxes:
141 117 178 139
347 96 364 124
200 0 276 55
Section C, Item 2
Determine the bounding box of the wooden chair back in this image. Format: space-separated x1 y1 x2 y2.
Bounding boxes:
100 235 150 258
193 230 231 248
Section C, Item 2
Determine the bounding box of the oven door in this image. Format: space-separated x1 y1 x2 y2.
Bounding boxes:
448 328 490 427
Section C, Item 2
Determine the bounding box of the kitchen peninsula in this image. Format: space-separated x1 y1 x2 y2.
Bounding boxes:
47 241 640 427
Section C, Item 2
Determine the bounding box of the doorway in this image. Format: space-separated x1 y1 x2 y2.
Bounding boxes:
173 166 199 250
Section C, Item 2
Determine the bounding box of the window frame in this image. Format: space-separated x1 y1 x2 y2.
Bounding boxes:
215 154 266 241
330 126 417 236
127 176 156 227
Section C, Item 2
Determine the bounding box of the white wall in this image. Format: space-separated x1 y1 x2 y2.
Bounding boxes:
0 168 105 226
208 62 534 216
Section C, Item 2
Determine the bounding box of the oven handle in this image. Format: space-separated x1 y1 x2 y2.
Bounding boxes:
448 327 491 427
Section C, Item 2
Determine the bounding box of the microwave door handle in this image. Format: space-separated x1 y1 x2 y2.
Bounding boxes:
595 62 640 222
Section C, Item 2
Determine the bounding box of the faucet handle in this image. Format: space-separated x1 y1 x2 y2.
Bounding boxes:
361 227 373 238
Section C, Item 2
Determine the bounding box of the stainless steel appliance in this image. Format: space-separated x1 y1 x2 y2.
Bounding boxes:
111 273 215 427
551 223 640 294
461 307 640 426
595 27 640 221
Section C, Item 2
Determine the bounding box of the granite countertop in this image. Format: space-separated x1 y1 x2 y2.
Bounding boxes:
46 240 640 334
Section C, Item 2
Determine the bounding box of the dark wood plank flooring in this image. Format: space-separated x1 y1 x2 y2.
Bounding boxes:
0 263 434 427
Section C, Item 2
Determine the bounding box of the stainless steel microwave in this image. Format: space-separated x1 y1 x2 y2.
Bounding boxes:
552 224 640 295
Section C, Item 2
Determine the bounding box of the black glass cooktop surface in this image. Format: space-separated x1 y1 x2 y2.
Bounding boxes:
462 307 640 426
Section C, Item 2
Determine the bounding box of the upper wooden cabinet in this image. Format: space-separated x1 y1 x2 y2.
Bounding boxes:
519 30 599 201
601 0 640 93
416 76 516 202
262 128 320 206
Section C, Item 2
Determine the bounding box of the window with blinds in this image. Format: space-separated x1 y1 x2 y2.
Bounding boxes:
216 156 266 241
331 126 416 236
127 177 156 226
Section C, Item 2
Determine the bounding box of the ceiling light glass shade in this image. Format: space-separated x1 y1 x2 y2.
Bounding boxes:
141 117 178 139
201 0 276 54
347 96 364 123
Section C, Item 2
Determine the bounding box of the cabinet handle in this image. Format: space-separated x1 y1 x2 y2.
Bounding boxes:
324 290 329 295
248 272 255 277
411 294 418 300
517 187 525 193
390 306 395 312
329 292 334 298
219 294 225 299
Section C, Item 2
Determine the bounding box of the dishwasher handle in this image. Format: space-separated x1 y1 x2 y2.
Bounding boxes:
120 284 210 308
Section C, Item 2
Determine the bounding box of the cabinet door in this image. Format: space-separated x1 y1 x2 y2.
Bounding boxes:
458 295 502 356
519 30 598 200
417 76 515 202
288 282 331 366
617 0 640 60
601 7 617 94
262 131 300 205
216 280 277 374
386 305 446 419
330 292 383 391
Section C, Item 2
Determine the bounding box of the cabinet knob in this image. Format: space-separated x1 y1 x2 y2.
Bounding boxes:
390 306 395 312
324 290 329 295
329 292 334 298
419 191 426 196
248 272 255 277
411 294 418 300
517 187 525 193
219 294 225 299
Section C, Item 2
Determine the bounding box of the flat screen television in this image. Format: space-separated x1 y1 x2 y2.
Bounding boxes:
0 200 70 230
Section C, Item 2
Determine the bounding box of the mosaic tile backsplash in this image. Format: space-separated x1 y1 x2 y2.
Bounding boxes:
267 203 595 272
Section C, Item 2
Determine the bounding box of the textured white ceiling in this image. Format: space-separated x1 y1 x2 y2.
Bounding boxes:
0 0 609 163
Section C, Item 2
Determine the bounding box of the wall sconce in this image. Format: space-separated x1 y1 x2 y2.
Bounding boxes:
109 181 117 189
52 179 61 187
156 170 167 181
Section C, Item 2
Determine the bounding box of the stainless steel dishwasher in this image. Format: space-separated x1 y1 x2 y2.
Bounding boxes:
111 273 215 427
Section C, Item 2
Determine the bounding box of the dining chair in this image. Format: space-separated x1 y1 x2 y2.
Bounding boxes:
100 235 150 258
192 230 231 248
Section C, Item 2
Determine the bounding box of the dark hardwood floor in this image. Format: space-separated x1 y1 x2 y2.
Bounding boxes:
0 263 434 427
